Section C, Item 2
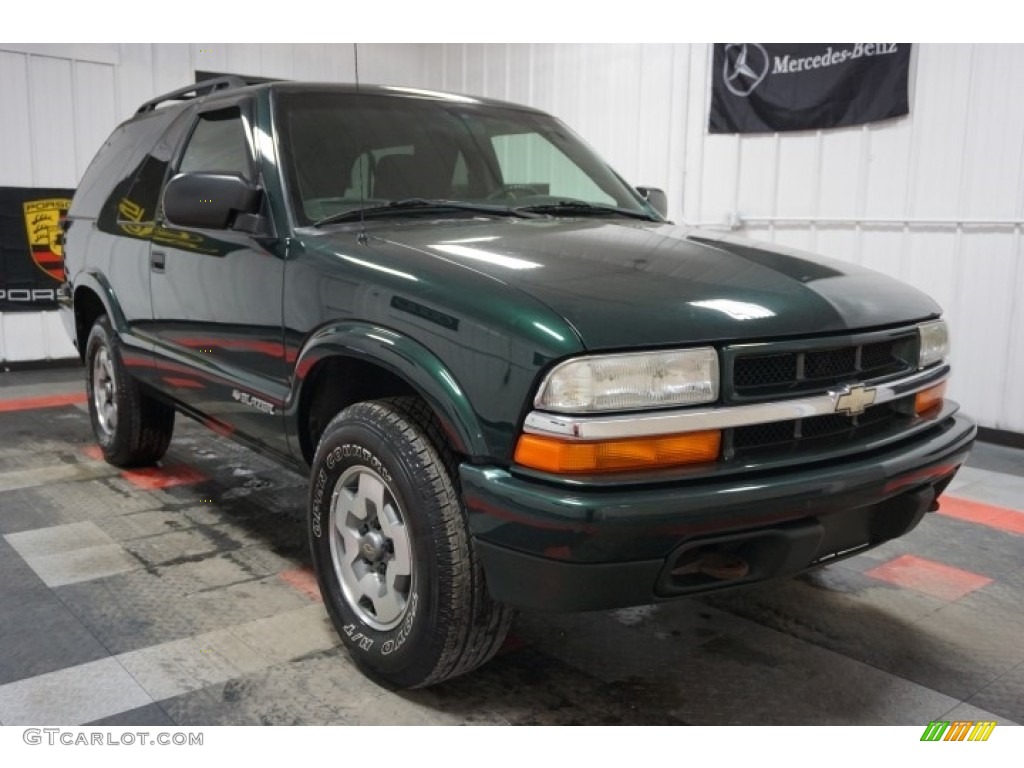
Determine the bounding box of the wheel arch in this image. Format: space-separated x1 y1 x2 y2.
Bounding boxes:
72 272 128 358
290 322 489 465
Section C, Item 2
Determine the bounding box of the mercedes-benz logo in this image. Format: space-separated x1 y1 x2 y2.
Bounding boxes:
723 43 769 98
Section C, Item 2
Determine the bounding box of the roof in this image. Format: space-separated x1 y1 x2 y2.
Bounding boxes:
135 77 544 117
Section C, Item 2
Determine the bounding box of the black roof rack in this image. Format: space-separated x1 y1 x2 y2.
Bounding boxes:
135 76 249 115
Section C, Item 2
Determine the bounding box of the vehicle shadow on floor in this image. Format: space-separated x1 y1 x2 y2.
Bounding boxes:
400 565 1016 725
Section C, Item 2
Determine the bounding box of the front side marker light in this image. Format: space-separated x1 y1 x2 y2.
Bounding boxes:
514 430 722 474
915 381 947 415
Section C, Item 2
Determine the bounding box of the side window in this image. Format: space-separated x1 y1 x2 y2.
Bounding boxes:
73 125 146 220
178 107 251 177
119 110 194 226
95 110 193 235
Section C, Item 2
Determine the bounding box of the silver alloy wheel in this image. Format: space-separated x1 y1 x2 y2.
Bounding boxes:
329 465 413 631
92 346 117 437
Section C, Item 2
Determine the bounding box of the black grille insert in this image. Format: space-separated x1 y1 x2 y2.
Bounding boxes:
731 333 917 399
730 400 913 460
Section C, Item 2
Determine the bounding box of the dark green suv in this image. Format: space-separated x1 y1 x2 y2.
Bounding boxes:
61 77 975 688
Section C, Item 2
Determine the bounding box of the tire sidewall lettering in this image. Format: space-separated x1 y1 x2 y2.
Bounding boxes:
380 593 418 657
312 443 393 539
311 468 327 537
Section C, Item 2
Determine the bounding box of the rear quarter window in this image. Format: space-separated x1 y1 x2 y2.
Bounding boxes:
94 109 193 235
70 110 181 220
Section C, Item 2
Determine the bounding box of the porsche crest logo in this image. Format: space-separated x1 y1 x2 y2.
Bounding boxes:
23 198 70 282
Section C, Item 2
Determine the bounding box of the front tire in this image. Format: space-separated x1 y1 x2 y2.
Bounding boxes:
85 315 175 467
309 397 511 689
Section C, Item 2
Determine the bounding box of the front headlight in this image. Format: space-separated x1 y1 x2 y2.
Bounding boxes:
534 348 719 413
918 319 949 368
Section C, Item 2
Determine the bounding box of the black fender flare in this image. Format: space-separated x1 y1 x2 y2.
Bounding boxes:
73 270 129 336
289 321 489 460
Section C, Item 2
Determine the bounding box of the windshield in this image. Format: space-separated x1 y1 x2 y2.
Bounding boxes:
274 89 656 226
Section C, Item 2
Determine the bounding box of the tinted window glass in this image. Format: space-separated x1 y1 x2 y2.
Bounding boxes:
95 109 193 236
491 133 612 204
275 91 649 225
72 109 179 219
178 108 251 176
122 109 194 224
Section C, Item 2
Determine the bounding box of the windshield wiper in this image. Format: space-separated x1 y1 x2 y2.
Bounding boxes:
312 198 533 228
514 200 656 221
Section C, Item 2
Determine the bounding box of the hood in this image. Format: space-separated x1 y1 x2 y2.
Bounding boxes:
361 218 941 350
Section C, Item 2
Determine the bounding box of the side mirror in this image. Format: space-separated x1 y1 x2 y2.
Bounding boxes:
636 186 668 219
163 172 261 230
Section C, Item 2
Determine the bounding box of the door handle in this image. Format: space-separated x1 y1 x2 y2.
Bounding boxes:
151 251 166 273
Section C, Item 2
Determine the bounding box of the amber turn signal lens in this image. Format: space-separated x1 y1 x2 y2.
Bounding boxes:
514 431 721 474
915 381 947 415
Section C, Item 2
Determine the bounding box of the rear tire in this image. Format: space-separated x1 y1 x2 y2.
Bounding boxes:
85 315 175 467
308 396 511 688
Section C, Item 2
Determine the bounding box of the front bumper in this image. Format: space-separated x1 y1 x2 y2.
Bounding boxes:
460 412 976 611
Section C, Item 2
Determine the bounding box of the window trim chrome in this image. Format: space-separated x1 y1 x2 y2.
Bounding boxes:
522 364 950 441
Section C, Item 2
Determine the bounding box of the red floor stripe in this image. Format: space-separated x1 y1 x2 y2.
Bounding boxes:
81 444 104 461
279 567 322 601
120 464 208 490
865 554 993 601
939 495 1024 536
0 392 86 412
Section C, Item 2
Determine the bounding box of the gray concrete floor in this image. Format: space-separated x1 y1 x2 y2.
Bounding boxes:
0 366 1021 725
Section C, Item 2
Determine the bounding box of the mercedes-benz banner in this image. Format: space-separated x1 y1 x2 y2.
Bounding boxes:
709 44 911 134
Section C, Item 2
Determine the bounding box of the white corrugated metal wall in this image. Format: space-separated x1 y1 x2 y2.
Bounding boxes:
0 42 430 365
420 43 1024 434
2 43 1021 434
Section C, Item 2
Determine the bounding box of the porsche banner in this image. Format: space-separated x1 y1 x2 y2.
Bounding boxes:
0 187 74 312
709 44 911 134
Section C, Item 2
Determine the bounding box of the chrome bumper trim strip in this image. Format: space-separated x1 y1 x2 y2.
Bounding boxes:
523 365 949 440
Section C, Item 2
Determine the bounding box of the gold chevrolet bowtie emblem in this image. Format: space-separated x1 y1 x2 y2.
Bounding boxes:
833 384 877 416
